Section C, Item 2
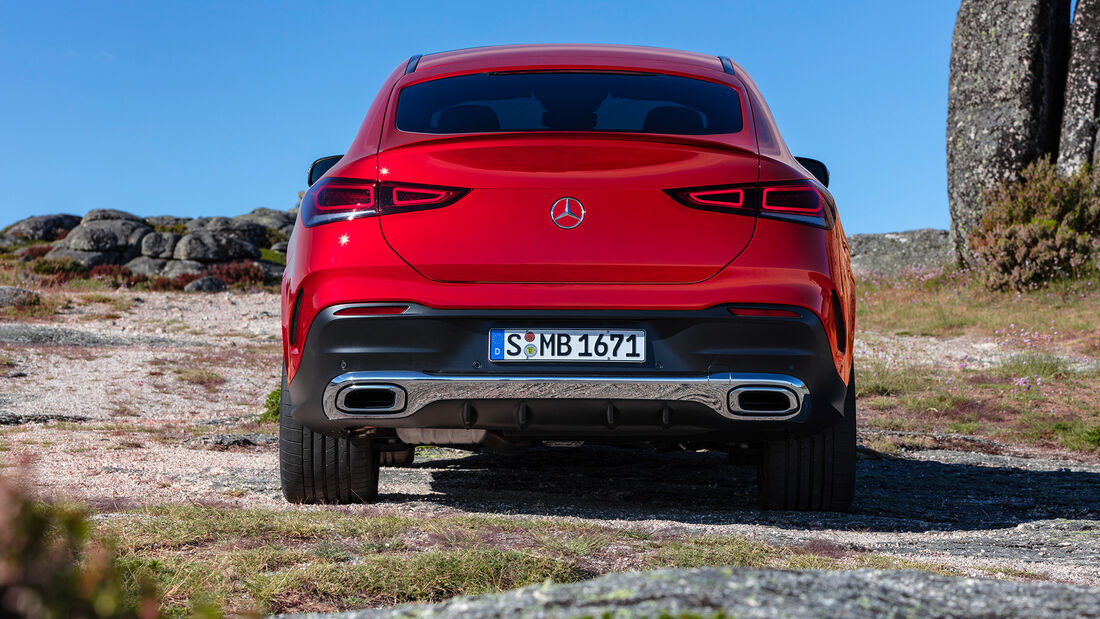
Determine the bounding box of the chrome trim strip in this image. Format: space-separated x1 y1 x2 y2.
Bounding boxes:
728 386 799 415
322 371 808 422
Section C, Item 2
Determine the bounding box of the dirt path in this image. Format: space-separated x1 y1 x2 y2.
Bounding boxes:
0 290 1097 589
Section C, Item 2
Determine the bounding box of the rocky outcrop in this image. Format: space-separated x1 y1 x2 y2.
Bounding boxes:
1057 0 1100 173
946 0 1071 261
334 568 1100 619
45 211 151 266
173 231 260 262
183 276 227 293
848 229 953 277
9 205 296 282
0 214 80 245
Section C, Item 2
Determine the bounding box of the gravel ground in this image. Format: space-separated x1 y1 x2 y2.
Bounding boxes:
1 290 1098 609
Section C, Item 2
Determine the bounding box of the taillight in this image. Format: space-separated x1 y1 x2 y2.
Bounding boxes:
763 183 823 215
301 178 467 227
686 188 744 207
666 179 833 228
390 186 461 208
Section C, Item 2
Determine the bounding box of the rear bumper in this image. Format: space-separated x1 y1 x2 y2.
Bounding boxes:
288 303 849 442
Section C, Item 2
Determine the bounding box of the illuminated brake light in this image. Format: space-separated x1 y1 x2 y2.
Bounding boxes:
334 305 409 316
762 186 823 215
687 188 744 207
728 307 801 318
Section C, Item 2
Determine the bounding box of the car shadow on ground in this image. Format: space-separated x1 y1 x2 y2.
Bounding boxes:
379 445 1100 533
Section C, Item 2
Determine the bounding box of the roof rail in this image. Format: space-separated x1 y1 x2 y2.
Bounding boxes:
405 54 422 74
718 56 735 76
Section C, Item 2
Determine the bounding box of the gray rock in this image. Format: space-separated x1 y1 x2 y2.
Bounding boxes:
60 219 151 255
144 215 191 229
185 433 276 450
141 231 180 258
0 413 88 426
234 207 294 231
0 286 39 308
161 260 204 279
173 231 260 262
184 276 227 293
255 259 285 282
42 247 112 269
185 217 268 247
1058 0 1100 173
0 323 179 347
946 0 1071 262
81 209 145 224
330 568 1100 619
848 229 954 277
279 224 294 239
0 214 81 242
124 256 167 277
270 241 289 253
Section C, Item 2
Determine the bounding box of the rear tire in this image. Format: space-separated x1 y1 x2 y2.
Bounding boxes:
757 369 856 512
380 446 416 467
279 370 380 504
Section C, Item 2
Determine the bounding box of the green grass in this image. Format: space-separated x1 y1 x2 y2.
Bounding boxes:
259 248 286 266
995 353 1072 380
856 361 934 398
258 387 281 423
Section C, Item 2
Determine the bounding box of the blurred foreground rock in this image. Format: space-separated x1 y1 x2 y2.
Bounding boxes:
319 567 1100 619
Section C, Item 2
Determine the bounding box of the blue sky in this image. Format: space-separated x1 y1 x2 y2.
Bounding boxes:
0 1 959 234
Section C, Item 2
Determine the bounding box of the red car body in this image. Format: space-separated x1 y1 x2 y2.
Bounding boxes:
279 44 856 511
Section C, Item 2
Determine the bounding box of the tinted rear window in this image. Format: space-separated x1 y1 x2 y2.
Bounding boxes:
395 72 743 135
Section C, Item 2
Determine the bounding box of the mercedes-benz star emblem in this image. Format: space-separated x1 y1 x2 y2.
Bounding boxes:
550 197 585 229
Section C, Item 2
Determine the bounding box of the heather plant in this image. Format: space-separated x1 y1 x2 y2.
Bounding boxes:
970 158 1100 291
208 260 266 287
88 265 147 288
31 257 86 277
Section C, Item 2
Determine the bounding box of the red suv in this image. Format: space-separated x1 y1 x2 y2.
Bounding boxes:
280 44 856 511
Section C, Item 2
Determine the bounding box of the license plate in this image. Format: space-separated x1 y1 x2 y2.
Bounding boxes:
489 329 646 362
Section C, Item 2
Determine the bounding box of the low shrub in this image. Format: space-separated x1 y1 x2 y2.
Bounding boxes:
970 158 1100 291
0 475 158 618
259 386 281 423
31 257 86 277
141 273 201 292
21 245 53 260
208 261 266 288
88 265 147 288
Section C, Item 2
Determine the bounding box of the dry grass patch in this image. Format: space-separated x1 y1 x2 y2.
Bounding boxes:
173 368 226 391
94 504 977 616
857 269 1100 346
857 358 1100 456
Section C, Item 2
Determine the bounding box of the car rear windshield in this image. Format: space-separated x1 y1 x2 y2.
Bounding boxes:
395 72 743 135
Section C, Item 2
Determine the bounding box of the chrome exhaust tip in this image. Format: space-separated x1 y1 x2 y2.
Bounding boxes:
335 384 406 414
728 386 800 415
